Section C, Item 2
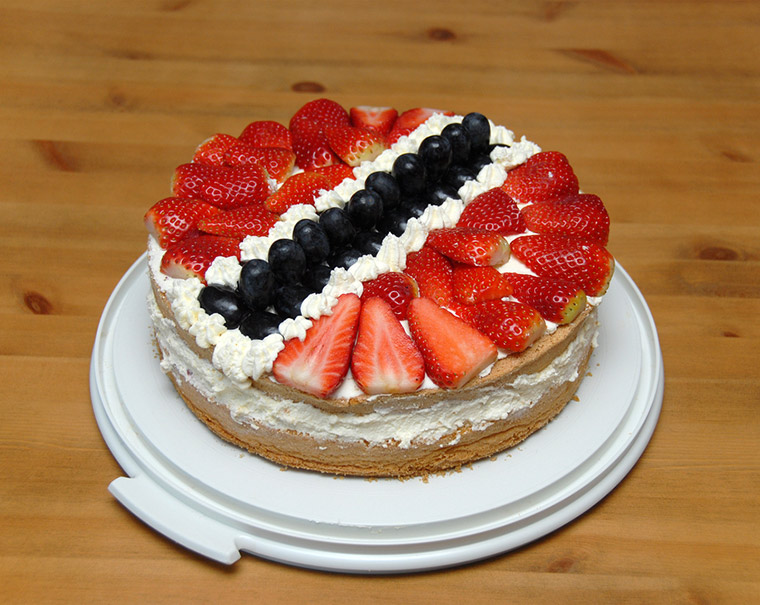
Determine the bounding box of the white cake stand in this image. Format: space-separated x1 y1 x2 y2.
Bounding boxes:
90 255 663 573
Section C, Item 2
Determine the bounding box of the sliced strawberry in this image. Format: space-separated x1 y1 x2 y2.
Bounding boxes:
272 293 361 398
457 188 526 235
172 163 227 199
144 197 220 249
426 227 510 267
407 297 497 389
511 234 615 296
290 99 350 170
501 151 579 204
325 125 387 167
308 163 356 189
200 164 271 210
349 106 398 138
504 272 587 324
238 120 292 150
451 265 512 305
521 193 610 246
224 143 296 182
264 171 330 214
192 133 238 166
404 246 454 306
446 301 480 328
472 300 546 353
160 234 241 282
386 107 455 145
197 204 279 239
351 297 425 395
360 272 419 320
289 98 350 133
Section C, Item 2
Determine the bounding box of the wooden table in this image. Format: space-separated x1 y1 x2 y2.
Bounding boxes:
2 1 758 602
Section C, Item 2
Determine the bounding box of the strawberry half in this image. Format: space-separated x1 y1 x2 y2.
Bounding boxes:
172 163 227 199
272 293 361 398
197 204 279 239
360 272 419 320
290 99 350 170
387 107 455 145
502 151 579 204
511 234 615 296
224 143 296 182
264 171 330 214
457 188 526 235
472 300 546 353
238 120 293 150
351 297 425 395
325 125 387 167
504 272 587 324
407 297 497 389
521 193 610 246
349 106 398 138
199 164 271 210
404 246 454 306
451 265 512 305
144 197 220 249
426 227 510 267
192 133 239 166
308 163 356 189
160 234 241 282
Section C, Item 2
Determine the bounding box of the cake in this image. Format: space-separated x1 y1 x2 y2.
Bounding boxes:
145 99 614 478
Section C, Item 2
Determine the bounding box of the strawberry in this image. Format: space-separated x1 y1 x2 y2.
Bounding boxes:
349 106 398 138
501 151 579 204
350 297 425 395
426 227 510 267
199 164 271 210
224 143 296 182
504 272 587 324
272 293 361 398
387 107 455 145
511 234 615 296
238 120 292 150
457 188 526 235
197 204 279 239
308 163 356 189
264 171 330 214
192 133 238 166
144 197 220 249
290 99 350 170
407 297 497 389
325 125 387 167
160 234 241 282
521 193 610 246
404 246 453 306
289 98 351 133
446 301 480 328
472 300 546 353
172 163 227 199
360 272 419 320
451 265 512 305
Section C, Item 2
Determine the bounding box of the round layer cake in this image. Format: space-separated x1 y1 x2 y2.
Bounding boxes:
144 100 614 478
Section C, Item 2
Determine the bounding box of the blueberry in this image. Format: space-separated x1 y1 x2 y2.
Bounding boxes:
443 164 478 190
273 284 312 319
402 196 429 219
328 247 363 270
364 172 400 210
293 219 330 264
468 153 492 174
424 182 460 207
198 285 247 329
441 123 471 164
346 189 383 230
376 207 411 237
301 263 333 293
353 230 384 256
238 259 274 310
238 310 282 340
462 112 490 154
392 153 427 196
268 239 306 283
319 207 356 249
418 135 452 182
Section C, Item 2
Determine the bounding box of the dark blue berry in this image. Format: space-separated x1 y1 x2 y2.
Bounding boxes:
441 123 471 164
353 230 384 256
239 310 282 340
198 285 247 329
418 135 452 182
319 207 356 249
346 189 383 230
274 284 312 319
402 196 429 219
293 219 330 264
301 263 333 293
238 259 274 310
268 239 306 283
424 182 460 207
328 247 363 270
468 153 492 174
443 164 478 190
364 172 400 210
376 207 411 237
462 112 490 154
392 153 427 195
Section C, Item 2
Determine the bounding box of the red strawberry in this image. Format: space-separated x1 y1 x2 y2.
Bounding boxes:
451 265 512 305
264 171 330 214
349 106 398 138
472 300 546 353
197 204 279 239
144 197 220 249
290 98 350 132
457 188 526 235
511 234 615 296
521 193 610 246
200 164 271 210
360 272 419 320
238 120 292 150
160 234 241 282
501 151 579 204
272 293 360 398
350 297 425 395
404 246 453 306
504 272 587 324
325 126 387 167
224 143 296 182
446 301 480 328
387 107 455 145
290 99 350 170
172 163 227 199
308 163 356 188
407 297 497 389
192 133 238 166
426 227 510 267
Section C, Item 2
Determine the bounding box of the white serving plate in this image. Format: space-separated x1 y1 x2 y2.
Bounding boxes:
91 255 663 573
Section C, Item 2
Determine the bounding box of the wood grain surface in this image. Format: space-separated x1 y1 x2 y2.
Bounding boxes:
1 1 758 603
